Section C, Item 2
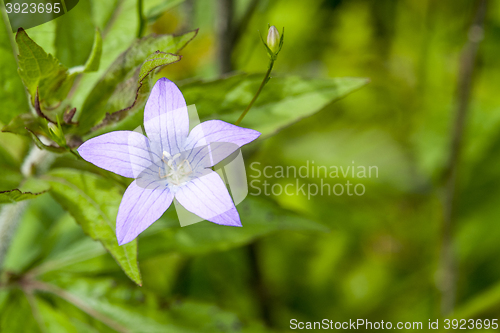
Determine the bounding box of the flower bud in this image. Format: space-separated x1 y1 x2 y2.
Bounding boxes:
47 122 60 137
47 121 66 147
267 25 280 54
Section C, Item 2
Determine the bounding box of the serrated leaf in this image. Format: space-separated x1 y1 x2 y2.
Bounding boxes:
77 29 198 134
0 188 47 204
92 51 181 130
84 29 103 73
15 28 76 109
181 74 369 137
138 51 180 82
139 196 328 258
44 169 142 286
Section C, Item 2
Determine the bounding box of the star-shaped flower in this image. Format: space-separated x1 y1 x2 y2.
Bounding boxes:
78 78 260 245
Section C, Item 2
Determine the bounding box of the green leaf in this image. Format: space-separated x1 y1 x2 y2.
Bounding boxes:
138 51 180 82
77 29 198 134
36 297 81 333
181 74 369 137
0 177 49 204
0 291 39 332
2 113 44 137
0 188 47 205
27 129 66 153
92 51 181 130
139 196 328 258
0 131 25 169
55 0 95 68
45 279 196 333
84 29 103 73
2 114 65 151
44 169 142 286
452 280 500 319
70 0 140 111
15 28 76 109
0 15 29 124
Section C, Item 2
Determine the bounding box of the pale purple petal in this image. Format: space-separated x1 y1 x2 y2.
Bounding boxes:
174 171 241 227
144 78 189 155
117 180 174 245
184 120 260 166
77 131 155 178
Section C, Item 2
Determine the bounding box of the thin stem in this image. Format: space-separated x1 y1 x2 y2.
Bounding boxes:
439 0 486 316
234 60 274 126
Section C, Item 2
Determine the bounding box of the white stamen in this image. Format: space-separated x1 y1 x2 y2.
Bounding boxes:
159 153 193 185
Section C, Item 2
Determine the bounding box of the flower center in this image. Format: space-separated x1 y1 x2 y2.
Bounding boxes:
158 151 193 185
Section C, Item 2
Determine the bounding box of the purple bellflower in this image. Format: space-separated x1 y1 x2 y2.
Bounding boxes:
78 78 260 245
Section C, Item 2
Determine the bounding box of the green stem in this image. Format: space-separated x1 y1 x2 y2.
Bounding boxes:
234 60 274 126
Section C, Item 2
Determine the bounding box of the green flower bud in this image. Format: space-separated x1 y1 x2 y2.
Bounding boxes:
47 122 61 137
47 121 66 147
267 25 280 54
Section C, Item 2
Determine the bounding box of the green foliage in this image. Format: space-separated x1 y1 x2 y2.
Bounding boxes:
7 0 487 331
0 188 47 204
45 169 142 286
2 113 44 137
140 197 328 258
0 291 39 332
15 28 76 109
0 17 28 124
93 74 367 137
182 74 368 136
93 51 181 130
139 51 180 82
77 30 198 134
55 0 95 68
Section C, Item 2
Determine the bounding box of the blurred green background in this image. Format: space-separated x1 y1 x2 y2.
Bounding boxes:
1 0 500 331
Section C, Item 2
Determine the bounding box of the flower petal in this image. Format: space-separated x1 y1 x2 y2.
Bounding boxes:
144 78 189 155
117 180 174 245
184 120 260 166
174 171 242 227
78 131 155 178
